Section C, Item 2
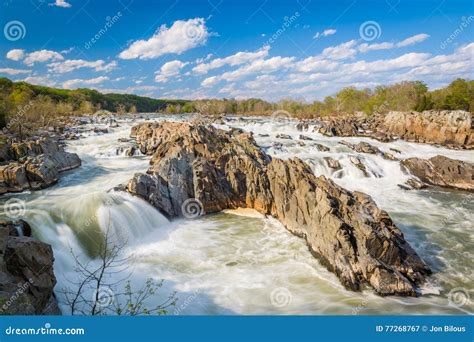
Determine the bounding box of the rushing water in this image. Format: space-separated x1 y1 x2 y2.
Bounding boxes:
0 114 472 315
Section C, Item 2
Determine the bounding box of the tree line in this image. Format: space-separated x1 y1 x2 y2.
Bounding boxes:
1 77 472 130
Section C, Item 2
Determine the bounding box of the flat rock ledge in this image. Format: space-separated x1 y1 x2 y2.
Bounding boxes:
402 155 473 192
0 220 60 315
127 122 431 296
0 138 81 195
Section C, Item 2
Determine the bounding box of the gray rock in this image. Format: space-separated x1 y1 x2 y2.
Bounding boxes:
127 122 430 296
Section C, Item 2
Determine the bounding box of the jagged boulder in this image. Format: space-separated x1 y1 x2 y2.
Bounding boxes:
0 138 80 195
0 220 59 315
402 155 473 191
127 122 430 296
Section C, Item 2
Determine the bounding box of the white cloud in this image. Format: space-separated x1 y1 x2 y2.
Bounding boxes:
396 33 430 47
24 50 64 65
201 56 295 86
0 68 31 75
47 59 117 73
6 49 25 61
23 76 56 87
359 33 430 53
193 46 270 74
322 40 357 60
50 0 72 8
63 76 109 89
119 18 210 60
154 60 188 82
313 29 337 39
358 42 394 53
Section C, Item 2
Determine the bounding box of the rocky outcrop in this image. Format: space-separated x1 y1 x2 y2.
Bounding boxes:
384 111 473 148
0 138 80 195
316 111 473 149
0 220 59 315
402 156 473 191
127 122 430 296
340 141 397 161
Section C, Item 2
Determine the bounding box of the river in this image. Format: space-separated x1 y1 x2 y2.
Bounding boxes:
0 114 472 315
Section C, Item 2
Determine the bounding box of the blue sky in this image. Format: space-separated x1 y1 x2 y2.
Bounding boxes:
0 0 473 101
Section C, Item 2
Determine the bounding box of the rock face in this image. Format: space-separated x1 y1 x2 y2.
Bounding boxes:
0 220 59 315
384 111 473 148
0 138 81 195
402 156 474 191
127 122 430 296
316 111 473 149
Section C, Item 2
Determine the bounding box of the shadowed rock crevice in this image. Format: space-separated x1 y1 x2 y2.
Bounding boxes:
127 122 431 296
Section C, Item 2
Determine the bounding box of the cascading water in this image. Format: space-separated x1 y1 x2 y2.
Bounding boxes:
0 115 472 315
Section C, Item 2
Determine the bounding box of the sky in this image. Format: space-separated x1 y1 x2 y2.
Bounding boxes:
0 0 473 101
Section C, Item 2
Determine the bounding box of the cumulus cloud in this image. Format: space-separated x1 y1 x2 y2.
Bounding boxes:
47 59 117 73
0 68 31 75
155 60 188 82
193 46 270 74
359 33 430 53
50 0 72 8
396 33 430 47
119 18 210 60
24 50 64 65
322 40 358 60
201 56 295 86
63 76 109 89
6 49 25 61
313 29 337 39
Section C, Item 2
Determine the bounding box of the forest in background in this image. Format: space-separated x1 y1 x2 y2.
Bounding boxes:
1 77 473 130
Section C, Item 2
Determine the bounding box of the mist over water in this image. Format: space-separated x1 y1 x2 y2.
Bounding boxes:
0 114 472 315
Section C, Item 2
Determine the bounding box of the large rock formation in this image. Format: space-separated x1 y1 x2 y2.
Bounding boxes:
384 111 473 148
402 156 473 191
0 138 81 195
127 122 430 296
0 220 59 315
316 111 473 149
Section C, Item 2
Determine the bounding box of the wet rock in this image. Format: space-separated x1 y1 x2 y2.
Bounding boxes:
299 134 313 141
402 155 473 191
0 138 80 195
0 221 59 315
349 156 368 175
296 122 309 131
127 122 430 296
314 143 330 152
390 147 402 154
324 157 341 170
276 134 292 140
